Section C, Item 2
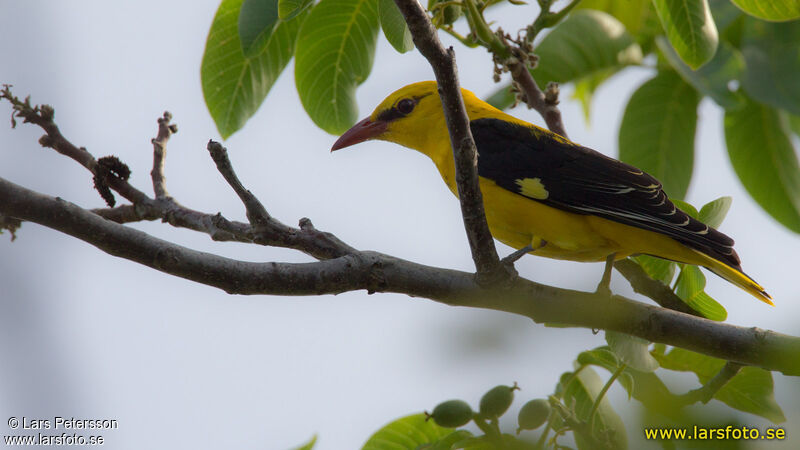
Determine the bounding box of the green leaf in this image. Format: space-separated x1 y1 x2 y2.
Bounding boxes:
560 367 628 450
239 0 280 56
578 0 662 54
618 71 699 199
533 10 643 88
653 348 786 422
485 87 515 110
741 19 800 115
577 0 652 34
724 97 800 233
278 0 313 20
488 10 642 110
730 0 800 21
675 265 727 321
652 0 718 69
627 370 685 419
429 430 474 450
291 435 317 450
577 347 634 395
577 347 620 371
633 255 676 285
295 0 379 134
571 69 617 122
361 413 453 450
698 196 732 228
673 199 698 219
657 37 744 109
790 114 800 136
688 290 727 321
671 199 699 218
709 0 744 30
202 0 306 138
676 264 704 299
605 331 659 373
378 0 413 53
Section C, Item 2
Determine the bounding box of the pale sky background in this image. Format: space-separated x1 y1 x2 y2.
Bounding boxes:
1 1 799 449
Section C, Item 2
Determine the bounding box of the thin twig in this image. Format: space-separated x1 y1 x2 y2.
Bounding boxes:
678 361 744 405
505 45 568 138
1 85 150 205
205 140 357 258
1 87 355 259
206 140 271 227
151 111 177 199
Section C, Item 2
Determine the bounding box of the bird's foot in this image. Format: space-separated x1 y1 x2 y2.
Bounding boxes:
501 244 535 266
500 239 546 268
594 253 616 297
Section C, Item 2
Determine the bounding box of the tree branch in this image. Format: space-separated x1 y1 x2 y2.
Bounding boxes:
2 176 798 376
677 361 743 405
613 259 701 317
150 111 176 199
393 0 506 281
1 84 151 206
508 62 567 138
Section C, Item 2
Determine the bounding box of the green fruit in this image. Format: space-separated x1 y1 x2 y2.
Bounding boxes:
427 0 462 25
518 399 551 430
479 384 517 418
430 400 473 428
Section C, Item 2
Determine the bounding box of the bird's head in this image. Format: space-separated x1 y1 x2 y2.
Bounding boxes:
331 81 481 155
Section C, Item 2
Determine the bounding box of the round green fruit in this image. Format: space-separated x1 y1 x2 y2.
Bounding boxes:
479 384 517 418
427 0 462 25
430 400 473 428
518 399 551 430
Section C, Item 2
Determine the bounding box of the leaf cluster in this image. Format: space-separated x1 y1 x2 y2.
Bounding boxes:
287 335 783 450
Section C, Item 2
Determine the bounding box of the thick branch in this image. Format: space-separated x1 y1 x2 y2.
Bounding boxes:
3 176 798 376
393 0 504 279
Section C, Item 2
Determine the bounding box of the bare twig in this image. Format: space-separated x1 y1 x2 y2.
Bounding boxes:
151 111 177 199
506 58 568 137
205 140 356 259
1 85 150 205
1 87 354 260
206 140 271 227
393 0 506 282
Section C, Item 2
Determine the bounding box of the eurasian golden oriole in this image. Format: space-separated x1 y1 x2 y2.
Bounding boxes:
331 81 771 305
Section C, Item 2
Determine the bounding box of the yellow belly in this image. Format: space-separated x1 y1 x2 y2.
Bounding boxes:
477 178 709 265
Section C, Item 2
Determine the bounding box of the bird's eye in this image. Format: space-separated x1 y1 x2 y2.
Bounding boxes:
396 98 415 115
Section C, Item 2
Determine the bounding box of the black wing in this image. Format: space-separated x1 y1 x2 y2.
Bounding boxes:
471 118 740 269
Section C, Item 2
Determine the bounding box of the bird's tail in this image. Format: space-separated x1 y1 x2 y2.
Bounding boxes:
693 250 773 305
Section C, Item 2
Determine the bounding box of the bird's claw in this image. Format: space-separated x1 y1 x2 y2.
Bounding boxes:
594 253 616 297
501 244 534 266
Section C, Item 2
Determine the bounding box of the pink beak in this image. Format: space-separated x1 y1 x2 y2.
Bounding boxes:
331 117 387 151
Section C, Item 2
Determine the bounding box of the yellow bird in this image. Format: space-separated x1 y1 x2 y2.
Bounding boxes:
331 81 772 305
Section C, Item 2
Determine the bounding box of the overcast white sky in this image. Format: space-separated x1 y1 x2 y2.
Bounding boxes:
1 1 799 449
